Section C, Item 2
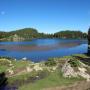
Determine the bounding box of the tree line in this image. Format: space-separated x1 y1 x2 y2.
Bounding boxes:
0 28 87 41
54 30 87 39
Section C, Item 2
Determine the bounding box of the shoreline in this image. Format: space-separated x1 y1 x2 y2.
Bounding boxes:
0 54 90 90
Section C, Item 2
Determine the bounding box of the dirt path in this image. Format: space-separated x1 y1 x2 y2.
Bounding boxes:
43 81 90 90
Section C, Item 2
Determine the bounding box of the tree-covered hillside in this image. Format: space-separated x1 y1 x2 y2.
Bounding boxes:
0 28 87 41
0 31 7 39
8 28 38 39
0 28 39 41
54 30 87 39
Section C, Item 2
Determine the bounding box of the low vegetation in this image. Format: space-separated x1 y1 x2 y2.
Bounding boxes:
0 54 90 90
68 58 81 67
19 71 83 90
45 58 56 66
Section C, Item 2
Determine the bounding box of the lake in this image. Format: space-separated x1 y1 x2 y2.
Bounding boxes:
0 39 88 62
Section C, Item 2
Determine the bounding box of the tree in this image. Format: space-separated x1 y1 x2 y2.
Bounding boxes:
54 30 87 39
87 27 90 55
88 27 90 45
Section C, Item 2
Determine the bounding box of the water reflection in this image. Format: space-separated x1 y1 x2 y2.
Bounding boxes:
0 39 87 51
0 39 88 61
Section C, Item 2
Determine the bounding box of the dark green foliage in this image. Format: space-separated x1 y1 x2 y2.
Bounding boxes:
0 28 87 40
0 31 7 38
68 59 80 67
10 28 38 39
45 58 56 66
0 56 14 60
88 28 90 45
54 30 87 39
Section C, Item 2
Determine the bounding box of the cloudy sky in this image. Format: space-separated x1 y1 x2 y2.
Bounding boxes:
0 0 90 33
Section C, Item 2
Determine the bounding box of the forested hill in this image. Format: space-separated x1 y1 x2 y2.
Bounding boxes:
9 28 39 39
54 30 87 39
0 28 40 41
0 31 7 39
0 28 87 41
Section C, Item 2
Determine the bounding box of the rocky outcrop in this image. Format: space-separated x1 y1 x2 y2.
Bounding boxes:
61 60 77 77
61 59 90 81
7 34 25 41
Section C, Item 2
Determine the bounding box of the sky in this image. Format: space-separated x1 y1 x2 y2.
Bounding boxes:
0 0 90 33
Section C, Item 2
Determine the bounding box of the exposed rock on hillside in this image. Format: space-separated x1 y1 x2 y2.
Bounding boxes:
61 59 90 81
8 34 25 41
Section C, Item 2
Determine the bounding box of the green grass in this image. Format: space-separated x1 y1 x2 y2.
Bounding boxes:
0 55 87 90
0 65 8 73
0 59 10 73
19 71 83 90
8 72 30 84
8 70 48 84
72 54 89 58
11 60 31 70
0 59 32 73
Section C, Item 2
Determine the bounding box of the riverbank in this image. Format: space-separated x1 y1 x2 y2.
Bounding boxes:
0 54 90 90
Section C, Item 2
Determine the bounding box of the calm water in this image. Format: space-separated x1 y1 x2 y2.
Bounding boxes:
0 39 88 62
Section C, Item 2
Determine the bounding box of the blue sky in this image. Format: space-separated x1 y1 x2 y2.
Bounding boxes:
0 0 90 33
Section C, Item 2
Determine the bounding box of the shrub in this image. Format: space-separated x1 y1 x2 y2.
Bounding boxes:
45 58 56 66
68 58 80 67
0 56 14 60
0 60 10 66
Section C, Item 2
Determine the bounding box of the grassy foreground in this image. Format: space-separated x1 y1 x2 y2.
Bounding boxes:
0 54 90 90
19 71 83 90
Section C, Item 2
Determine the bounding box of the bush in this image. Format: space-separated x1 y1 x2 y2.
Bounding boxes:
0 56 14 60
68 58 80 67
0 60 10 66
45 58 56 66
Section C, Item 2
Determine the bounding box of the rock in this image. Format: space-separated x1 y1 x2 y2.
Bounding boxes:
7 68 14 75
26 66 33 72
77 67 90 81
36 76 39 78
6 59 12 64
61 60 90 81
22 57 27 60
33 63 43 71
9 63 13 66
14 59 17 61
52 66 57 71
61 60 77 77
